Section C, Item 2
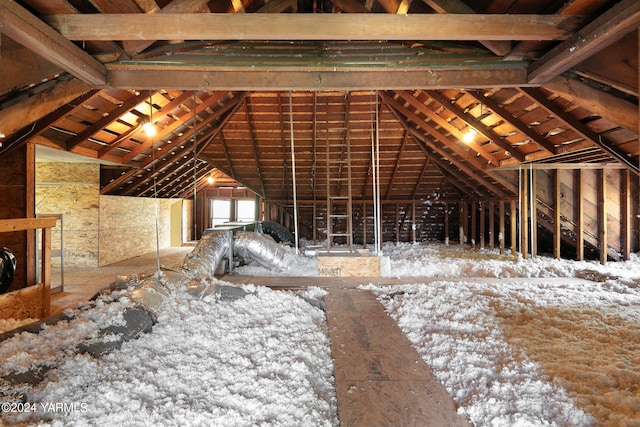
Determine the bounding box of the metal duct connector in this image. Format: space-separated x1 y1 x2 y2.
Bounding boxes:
181 231 232 279
234 231 288 271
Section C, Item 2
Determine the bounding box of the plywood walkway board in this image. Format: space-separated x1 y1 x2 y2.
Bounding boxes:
325 287 470 427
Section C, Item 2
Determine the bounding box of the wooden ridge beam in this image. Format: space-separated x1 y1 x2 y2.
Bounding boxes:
46 13 581 42
528 0 640 84
0 0 106 85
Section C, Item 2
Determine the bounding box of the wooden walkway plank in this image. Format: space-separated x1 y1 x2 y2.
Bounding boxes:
325 286 471 427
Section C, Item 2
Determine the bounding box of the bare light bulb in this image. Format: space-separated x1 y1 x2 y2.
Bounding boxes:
462 128 476 143
142 122 156 137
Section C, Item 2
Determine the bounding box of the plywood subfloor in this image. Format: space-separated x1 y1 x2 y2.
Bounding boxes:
325 286 471 427
50 246 192 315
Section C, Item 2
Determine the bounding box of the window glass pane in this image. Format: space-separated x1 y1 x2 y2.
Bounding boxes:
237 200 255 222
212 199 231 226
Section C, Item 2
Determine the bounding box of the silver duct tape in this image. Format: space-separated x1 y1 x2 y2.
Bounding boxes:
234 231 287 271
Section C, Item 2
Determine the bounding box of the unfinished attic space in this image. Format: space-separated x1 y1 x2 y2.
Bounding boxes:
1 0 640 425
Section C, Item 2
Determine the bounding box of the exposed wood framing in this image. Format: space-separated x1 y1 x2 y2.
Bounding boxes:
528 0 640 84
464 90 557 155
531 168 537 257
47 13 581 41
427 90 526 163
385 131 409 199
489 201 495 250
382 93 512 197
0 77 91 143
106 62 530 91
521 169 529 259
243 98 266 198
622 169 632 260
0 0 106 85
401 90 500 165
521 87 639 174
510 200 517 256
68 90 154 150
421 0 511 56
119 0 211 55
576 169 585 260
543 75 638 133
599 169 607 264
553 169 561 259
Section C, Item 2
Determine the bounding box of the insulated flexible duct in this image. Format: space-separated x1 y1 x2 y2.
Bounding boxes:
181 231 232 279
234 231 288 271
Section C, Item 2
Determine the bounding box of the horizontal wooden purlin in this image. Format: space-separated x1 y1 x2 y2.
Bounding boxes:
106 63 529 90
46 13 581 42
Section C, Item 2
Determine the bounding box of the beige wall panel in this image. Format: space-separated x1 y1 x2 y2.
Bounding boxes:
98 195 175 266
35 162 100 268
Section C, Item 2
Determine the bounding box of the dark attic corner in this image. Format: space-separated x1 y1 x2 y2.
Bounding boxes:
0 0 639 425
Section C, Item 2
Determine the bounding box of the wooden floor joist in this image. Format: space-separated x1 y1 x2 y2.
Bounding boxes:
325 286 470 426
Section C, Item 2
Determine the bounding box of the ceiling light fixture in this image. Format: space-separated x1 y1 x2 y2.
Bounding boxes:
207 175 215 185
462 128 476 143
142 121 156 137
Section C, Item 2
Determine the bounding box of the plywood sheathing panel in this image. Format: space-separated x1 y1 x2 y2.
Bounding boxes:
35 162 100 267
325 287 470 426
0 283 45 320
98 195 175 266
317 254 380 277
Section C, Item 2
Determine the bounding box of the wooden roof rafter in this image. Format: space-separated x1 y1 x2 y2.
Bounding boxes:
391 90 501 165
119 91 229 164
425 90 527 163
0 0 107 85
464 90 558 156
243 97 266 198
527 0 640 84
127 94 250 196
0 86 101 157
410 157 430 200
521 87 639 174
100 92 244 194
421 0 512 56
97 91 195 158
387 104 508 198
66 89 155 151
504 0 611 60
380 92 514 190
426 153 478 199
384 129 410 200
